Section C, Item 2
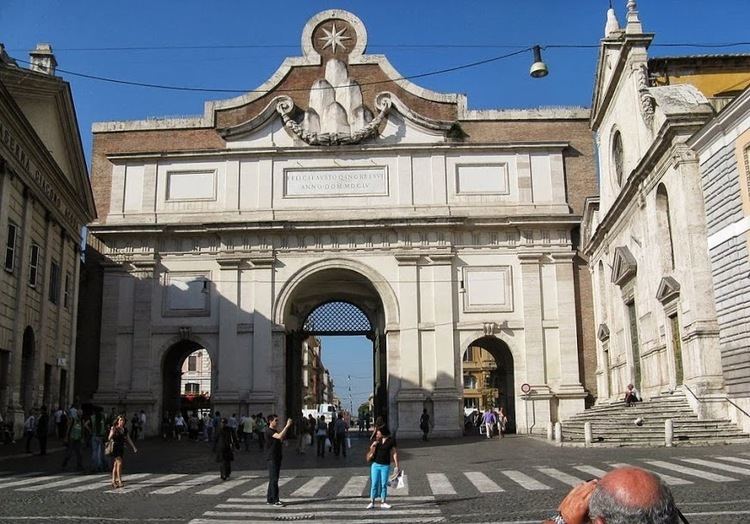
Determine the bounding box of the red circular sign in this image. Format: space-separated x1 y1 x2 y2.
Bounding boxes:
521 383 531 394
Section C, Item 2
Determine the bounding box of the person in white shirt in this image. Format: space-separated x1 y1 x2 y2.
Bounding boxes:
139 410 147 440
24 411 37 453
174 413 186 440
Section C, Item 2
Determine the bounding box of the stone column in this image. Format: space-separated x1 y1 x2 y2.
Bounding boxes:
429 253 461 437
249 253 276 413
395 253 423 438
125 258 157 406
35 214 54 408
212 256 242 411
66 244 82 407
551 253 587 421
94 262 124 402
518 252 552 434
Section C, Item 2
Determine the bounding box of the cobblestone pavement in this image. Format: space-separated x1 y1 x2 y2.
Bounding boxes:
0 433 748 523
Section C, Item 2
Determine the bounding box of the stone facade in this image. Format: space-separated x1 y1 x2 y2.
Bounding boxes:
87 10 596 437
0 45 96 436
689 88 750 431
582 2 750 428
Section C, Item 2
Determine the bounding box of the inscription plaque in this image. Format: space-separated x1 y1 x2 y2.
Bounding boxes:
284 167 388 197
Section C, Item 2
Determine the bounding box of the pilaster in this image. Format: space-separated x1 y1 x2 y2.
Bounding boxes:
250 252 275 397
213 255 243 402
126 257 157 401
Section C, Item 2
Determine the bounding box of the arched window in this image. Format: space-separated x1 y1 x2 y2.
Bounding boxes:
463 375 477 389
612 130 625 187
656 184 675 269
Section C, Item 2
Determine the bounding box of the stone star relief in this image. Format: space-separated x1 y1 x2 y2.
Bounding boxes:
318 23 351 53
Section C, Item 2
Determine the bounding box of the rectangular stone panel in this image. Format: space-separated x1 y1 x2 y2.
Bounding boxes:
166 170 217 201
162 272 210 317
283 167 388 197
123 165 144 212
455 164 509 194
463 266 513 312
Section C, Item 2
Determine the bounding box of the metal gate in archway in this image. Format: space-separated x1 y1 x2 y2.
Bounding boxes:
286 300 387 422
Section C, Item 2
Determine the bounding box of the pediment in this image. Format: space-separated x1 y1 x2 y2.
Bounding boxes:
597 323 610 342
655 276 680 304
611 245 637 286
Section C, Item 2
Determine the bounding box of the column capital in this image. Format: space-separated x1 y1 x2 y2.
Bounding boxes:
517 252 544 264
550 252 577 263
427 251 454 265
217 255 245 269
394 252 421 265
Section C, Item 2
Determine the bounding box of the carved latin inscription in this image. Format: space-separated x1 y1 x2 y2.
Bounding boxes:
284 167 388 197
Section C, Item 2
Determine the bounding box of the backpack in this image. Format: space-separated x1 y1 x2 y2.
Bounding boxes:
69 418 82 441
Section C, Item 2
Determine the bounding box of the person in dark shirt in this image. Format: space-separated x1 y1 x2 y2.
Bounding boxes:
264 414 293 507
365 425 400 510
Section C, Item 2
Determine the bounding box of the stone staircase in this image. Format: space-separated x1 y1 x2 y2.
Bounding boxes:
560 391 750 447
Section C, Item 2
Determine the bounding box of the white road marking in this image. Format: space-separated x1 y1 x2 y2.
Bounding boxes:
150 473 218 495
60 473 151 492
225 496 436 503
190 519 444 524
202 509 441 518
714 456 750 467
338 475 369 497
196 475 256 495
609 463 692 486
17 474 106 491
501 470 551 490
290 476 331 497
681 458 750 476
427 473 456 495
573 465 608 478
242 476 293 496
464 471 504 493
535 467 586 487
0 475 64 489
644 460 738 482
106 474 188 494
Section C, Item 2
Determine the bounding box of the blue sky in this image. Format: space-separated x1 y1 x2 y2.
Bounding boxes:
2 1 748 409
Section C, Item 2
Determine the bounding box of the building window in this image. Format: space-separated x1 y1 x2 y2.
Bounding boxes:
464 398 478 409
187 355 197 371
63 272 71 308
4 223 17 272
28 244 40 287
463 374 477 389
612 130 625 186
463 347 474 362
49 261 60 304
184 382 199 394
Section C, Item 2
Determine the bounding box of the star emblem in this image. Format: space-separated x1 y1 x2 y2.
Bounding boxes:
318 23 351 53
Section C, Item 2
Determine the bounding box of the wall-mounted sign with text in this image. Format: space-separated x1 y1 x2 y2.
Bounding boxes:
284 167 388 198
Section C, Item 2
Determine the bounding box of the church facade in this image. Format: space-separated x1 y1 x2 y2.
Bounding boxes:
88 10 597 437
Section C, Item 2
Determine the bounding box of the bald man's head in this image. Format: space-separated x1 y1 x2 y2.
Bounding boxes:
588 467 679 524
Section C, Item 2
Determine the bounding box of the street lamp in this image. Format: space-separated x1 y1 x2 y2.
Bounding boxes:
529 45 549 78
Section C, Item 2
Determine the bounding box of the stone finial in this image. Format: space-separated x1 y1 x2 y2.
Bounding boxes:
625 0 643 34
29 43 57 75
605 7 620 37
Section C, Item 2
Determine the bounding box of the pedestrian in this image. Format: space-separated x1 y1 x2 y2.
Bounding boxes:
543 466 681 524
174 412 186 440
358 416 365 435
419 409 430 441
295 412 307 454
130 413 140 442
327 417 335 453
625 383 641 407
242 413 255 451
216 417 239 480
90 407 106 471
315 415 327 457
108 415 137 488
497 407 508 438
481 408 496 439
307 414 316 446
255 412 266 450
23 409 36 453
211 411 221 451
139 410 147 440
53 406 64 440
333 412 348 457
61 410 84 471
36 406 49 456
228 413 239 442
365 425 400 510
265 414 293 507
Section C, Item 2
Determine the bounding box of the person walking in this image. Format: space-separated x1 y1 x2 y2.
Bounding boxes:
255 413 266 450
36 406 49 456
419 409 430 442
228 413 239 442
366 425 400 510
61 411 85 471
315 415 327 457
295 412 307 454
139 410 147 440
174 412 186 440
242 413 255 451
497 407 508 438
265 414 293 507
23 410 36 453
108 415 137 488
333 412 348 457
90 407 106 472
307 414 316 447
481 408 496 439
216 418 239 480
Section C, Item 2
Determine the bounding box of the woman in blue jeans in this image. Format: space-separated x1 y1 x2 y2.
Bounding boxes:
366 426 400 509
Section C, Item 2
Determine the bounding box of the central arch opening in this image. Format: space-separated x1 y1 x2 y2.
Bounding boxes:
282 267 388 431
162 340 214 423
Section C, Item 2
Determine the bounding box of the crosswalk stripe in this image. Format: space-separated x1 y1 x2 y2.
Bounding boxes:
535 467 586 487
0 474 64 489
338 475 369 497
609 463 692 486
0 472 39 485
242 476 294 496
501 470 551 490
225 496 436 503
106 473 188 493
427 473 456 495
680 458 750 476
714 456 750 467
60 473 151 492
196 475 256 495
190 518 444 524
291 476 332 497
215 502 442 511
203 509 441 518
150 473 218 495
17 474 105 491
464 471 503 493
573 465 608 478
644 460 738 482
